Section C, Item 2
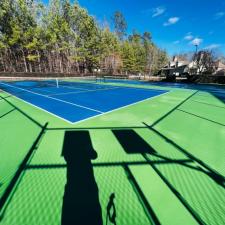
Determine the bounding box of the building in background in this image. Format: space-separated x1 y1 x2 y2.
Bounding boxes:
159 55 225 77
214 60 225 75
159 56 190 77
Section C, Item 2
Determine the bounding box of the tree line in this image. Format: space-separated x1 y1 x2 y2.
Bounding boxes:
0 0 168 75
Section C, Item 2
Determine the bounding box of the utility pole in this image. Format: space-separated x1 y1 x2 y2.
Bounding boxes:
194 44 200 74
195 44 198 54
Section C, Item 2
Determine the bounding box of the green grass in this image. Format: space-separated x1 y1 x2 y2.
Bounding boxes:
0 83 225 225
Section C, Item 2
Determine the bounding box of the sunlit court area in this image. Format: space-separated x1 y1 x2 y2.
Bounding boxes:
0 76 224 225
0 0 225 225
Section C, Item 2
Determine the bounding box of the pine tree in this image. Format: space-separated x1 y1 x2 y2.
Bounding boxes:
100 27 121 74
0 0 168 75
112 11 127 41
121 41 136 73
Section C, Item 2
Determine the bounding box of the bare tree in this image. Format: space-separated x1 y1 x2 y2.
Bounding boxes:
193 50 216 74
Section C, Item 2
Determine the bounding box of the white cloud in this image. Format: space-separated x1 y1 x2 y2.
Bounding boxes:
164 17 180 26
204 44 221 50
190 38 203 46
152 6 166 17
214 12 225 20
184 34 194 41
173 40 180 44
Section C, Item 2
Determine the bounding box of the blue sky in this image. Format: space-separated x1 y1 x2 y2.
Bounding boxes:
46 0 225 55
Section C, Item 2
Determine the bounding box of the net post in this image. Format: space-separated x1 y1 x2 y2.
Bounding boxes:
56 78 59 88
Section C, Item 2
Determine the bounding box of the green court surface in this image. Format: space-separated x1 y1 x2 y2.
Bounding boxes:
0 81 225 225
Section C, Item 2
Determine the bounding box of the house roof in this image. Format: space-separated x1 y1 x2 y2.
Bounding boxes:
217 61 225 69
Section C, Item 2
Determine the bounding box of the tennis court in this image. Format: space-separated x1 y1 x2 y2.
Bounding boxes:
0 78 167 123
0 77 224 225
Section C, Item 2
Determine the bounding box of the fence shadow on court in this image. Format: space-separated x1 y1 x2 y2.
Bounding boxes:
111 129 220 225
1 87 225 224
112 129 156 155
61 131 103 225
24 127 225 225
0 94 47 219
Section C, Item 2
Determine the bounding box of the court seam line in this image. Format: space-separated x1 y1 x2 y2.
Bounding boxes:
47 86 122 96
191 100 225 109
177 108 225 126
0 82 104 114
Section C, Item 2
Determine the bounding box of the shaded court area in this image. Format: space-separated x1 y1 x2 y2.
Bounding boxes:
0 81 225 225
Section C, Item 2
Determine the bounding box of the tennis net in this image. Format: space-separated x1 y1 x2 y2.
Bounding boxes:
0 76 98 89
103 75 129 82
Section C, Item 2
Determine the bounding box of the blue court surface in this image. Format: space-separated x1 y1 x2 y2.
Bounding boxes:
0 80 167 123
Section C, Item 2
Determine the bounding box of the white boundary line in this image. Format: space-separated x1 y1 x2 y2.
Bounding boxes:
57 84 94 91
70 90 170 125
0 88 77 124
32 87 56 94
48 86 122 96
0 82 103 114
15 78 93 91
0 82 171 125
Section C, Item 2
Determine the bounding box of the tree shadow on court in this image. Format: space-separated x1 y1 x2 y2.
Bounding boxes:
61 130 103 225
